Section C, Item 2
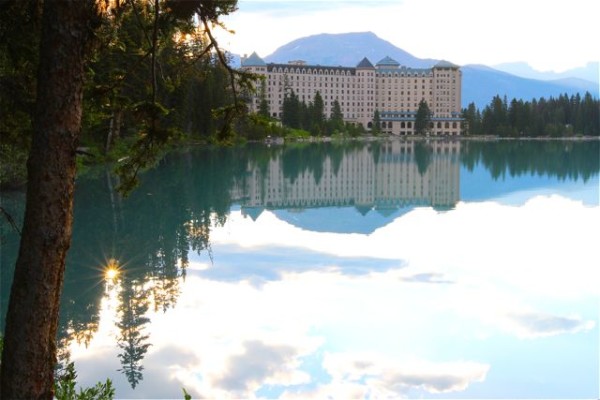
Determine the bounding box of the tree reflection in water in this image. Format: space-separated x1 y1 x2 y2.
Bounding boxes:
116 277 151 389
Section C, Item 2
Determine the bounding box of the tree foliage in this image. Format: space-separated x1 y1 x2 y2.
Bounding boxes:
0 0 257 189
54 362 115 400
371 110 381 135
329 99 344 133
257 78 270 118
281 90 329 135
278 90 368 137
414 99 432 135
0 0 42 188
462 92 599 136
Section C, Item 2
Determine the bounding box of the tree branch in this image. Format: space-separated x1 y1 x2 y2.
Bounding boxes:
126 0 152 48
151 0 159 130
0 206 21 236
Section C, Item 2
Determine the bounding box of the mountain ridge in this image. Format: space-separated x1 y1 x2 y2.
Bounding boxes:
237 32 598 108
492 61 599 84
263 31 437 68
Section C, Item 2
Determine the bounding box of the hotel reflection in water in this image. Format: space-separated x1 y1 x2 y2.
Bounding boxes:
235 140 460 218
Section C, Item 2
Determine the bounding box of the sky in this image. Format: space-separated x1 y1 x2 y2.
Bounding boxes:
215 0 599 73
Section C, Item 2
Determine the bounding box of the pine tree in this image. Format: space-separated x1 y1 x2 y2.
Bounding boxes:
414 99 432 135
258 79 270 118
311 91 325 135
372 110 381 135
329 99 344 135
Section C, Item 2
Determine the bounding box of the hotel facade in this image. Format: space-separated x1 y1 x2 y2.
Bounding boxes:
241 53 463 136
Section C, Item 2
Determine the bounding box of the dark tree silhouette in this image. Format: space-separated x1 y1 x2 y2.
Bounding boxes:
0 2 99 397
414 100 432 135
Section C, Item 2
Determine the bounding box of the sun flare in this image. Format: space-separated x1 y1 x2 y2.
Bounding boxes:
104 258 120 281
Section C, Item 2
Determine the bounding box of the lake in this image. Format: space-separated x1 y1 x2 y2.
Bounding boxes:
1 138 599 399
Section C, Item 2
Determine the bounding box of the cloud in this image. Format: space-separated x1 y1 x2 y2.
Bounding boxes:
214 340 310 396
303 352 491 397
239 0 394 16
504 311 596 339
380 369 483 394
401 272 454 284
220 0 597 72
194 243 405 285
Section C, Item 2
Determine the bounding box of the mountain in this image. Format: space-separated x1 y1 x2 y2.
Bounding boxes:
253 32 598 109
492 61 599 84
461 64 599 109
263 31 436 68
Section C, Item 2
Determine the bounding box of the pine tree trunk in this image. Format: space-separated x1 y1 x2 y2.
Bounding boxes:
0 1 95 398
105 109 122 155
106 113 115 154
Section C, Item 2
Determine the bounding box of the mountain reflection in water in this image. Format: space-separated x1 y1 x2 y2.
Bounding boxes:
0 139 598 398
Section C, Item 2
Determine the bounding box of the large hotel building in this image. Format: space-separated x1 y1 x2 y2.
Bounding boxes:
241 53 463 136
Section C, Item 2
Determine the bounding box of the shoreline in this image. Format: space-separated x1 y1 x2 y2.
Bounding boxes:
268 134 600 144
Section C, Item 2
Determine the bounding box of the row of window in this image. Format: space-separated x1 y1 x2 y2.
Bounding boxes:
266 78 455 92
267 67 354 75
265 75 456 91
377 72 432 78
268 81 373 90
259 97 459 116
258 67 457 79
269 75 352 82
267 84 442 100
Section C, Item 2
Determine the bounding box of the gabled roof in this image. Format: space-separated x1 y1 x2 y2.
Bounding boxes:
434 60 460 69
376 56 400 66
356 57 375 69
242 52 266 67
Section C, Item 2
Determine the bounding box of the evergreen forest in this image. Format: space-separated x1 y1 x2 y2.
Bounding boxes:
461 92 599 137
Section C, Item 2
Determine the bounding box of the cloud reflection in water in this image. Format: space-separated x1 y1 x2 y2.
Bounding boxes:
68 194 598 398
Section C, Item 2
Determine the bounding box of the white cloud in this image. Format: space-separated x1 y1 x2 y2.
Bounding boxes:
213 340 311 396
316 352 490 397
503 311 596 338
217 0 599 71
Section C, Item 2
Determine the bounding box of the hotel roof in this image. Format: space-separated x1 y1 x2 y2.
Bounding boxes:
376 56 400 67
241 53 460 74
241 52 266 67
356 57 375 69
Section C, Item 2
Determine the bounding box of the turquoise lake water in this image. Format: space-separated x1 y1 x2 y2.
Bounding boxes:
1 138 598 398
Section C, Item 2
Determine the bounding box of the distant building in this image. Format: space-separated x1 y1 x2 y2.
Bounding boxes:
241 53 463 136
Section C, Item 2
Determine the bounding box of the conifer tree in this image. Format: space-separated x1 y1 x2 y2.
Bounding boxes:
258 79 270 118
414 99 432 135
329 99 344 134
372 110 381 135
